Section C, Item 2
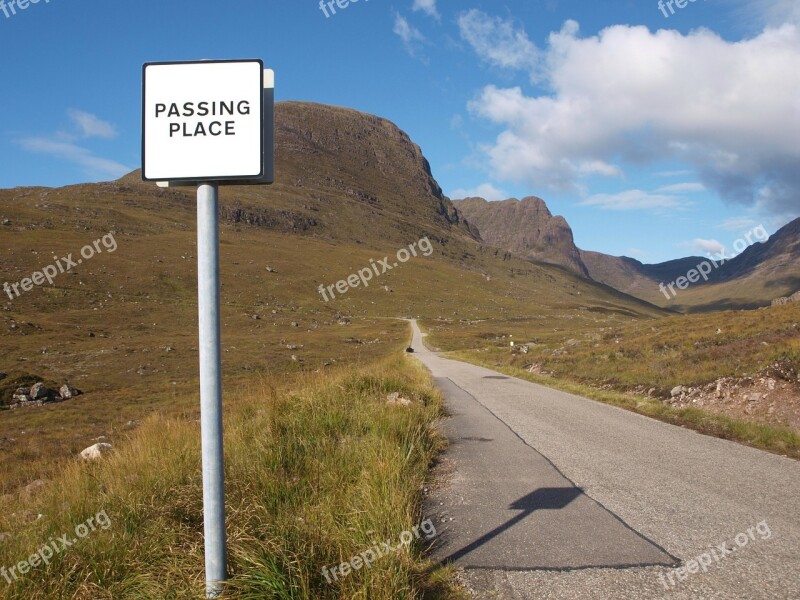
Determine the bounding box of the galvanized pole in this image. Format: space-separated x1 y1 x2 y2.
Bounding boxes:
196 182 227 598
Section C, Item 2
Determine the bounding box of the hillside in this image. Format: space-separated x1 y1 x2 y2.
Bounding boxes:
580 217 800 311
455 196 800 312
0 102 664 493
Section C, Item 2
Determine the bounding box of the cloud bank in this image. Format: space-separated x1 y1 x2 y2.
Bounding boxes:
460 13 800 216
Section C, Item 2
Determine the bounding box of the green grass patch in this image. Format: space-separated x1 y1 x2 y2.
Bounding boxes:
0 356 462 599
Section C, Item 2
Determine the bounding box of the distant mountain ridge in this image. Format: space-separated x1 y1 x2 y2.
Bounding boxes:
453 196 800 311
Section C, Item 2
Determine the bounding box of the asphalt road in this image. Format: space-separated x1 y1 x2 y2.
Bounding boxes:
409 320 800 599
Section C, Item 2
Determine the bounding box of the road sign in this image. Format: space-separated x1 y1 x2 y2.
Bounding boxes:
141 58 274 599
142 59 264 182
155 68 274 188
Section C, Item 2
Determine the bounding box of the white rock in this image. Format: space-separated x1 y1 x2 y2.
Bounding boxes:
80 443 113 461
386 392 412 407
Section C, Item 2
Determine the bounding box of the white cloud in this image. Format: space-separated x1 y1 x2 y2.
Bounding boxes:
626 248 650 260
577 160 623 178
18 109 129 180
655 169 692 177
393 12 425 55
67 109 117 139
466 20 800 216
412 0 439 20
715 216 760 231
579 189 688 211
735 0 800 28
450 182 508 201
458 9 541 76
19 137 130 179
655 182 706 193
690 238 726 256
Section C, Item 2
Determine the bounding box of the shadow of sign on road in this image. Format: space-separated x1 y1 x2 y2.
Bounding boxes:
424 375 678 571
443 487 583 563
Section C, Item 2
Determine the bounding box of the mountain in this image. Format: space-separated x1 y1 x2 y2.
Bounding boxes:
452 197 589 276
122 101 479 249
708 218 800 283
454 196 800 311
0 100 667 425
581 218 800 310
578 252 713 306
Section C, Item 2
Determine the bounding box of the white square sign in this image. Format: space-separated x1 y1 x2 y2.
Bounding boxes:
142 59 264 182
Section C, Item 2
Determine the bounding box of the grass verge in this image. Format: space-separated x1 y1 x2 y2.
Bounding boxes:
447 350 800 460
0 356 462 599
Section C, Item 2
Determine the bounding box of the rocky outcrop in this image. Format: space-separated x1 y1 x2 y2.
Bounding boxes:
772 291 800 306
452 197 590 276
659 360 800 429
8 382 82 409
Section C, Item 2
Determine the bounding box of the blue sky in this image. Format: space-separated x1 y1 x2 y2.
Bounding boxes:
1 0 798 263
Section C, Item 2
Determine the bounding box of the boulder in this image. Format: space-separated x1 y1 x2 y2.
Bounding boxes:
386 392 412 407
80 443 113 461
29 382 51 401
12 388 30 403
59 384 81 400
670 385 686 398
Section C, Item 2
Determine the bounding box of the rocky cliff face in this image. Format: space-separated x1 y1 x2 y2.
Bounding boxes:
271 102 479 244
452 197 589 276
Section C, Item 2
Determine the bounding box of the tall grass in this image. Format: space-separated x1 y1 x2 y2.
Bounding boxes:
0 357 458 599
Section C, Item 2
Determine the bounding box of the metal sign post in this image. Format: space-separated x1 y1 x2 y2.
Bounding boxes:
196 181 226 597
142 59 274 598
